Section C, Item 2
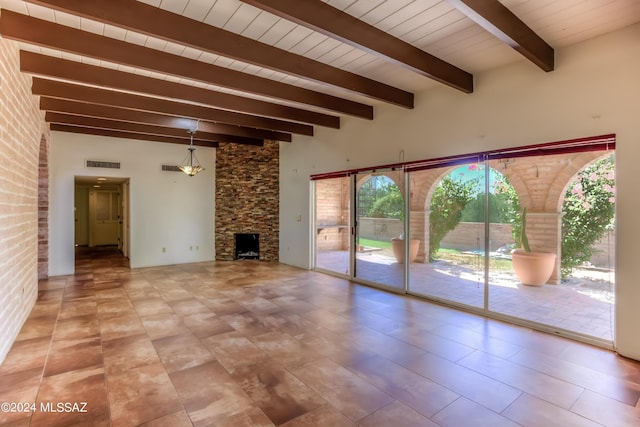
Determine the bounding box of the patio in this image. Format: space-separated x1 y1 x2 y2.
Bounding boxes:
317 250 615 343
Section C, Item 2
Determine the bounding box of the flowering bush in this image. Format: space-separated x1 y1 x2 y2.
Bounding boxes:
561 156 615 277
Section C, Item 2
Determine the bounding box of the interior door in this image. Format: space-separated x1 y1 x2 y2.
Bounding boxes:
89 189 120 246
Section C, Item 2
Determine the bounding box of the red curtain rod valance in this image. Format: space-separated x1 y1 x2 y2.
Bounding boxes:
310 134 615 180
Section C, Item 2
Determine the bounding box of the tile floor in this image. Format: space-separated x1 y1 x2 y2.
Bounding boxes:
0 247 638 426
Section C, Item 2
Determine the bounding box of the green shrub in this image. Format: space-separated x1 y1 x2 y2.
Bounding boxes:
561 156 615 277
429 176 477 261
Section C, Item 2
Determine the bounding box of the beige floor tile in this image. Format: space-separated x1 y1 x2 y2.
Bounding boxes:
201 331 269 372
431 397 520 427
152 333 215 373
182 311 234 338
31 366 109 427
43 336 103 377
458 350 584 409
138 410 193 427
231 359 326 425
169 361 254 426
251 330 322 369
102 333 161 375
140 312 191 340
504 393 602 427
280 404 355 427
107 362 182 427
99 312 147 341
357 401 438 427
571 389 640 426
348 355 459 417
292 358 394 422
404 351 522 412
0 337 50 375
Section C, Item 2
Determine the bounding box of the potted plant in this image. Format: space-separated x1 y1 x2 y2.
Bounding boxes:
511 208 556 286
391 235 420 263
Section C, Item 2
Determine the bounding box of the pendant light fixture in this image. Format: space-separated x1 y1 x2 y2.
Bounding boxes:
178 123 204 177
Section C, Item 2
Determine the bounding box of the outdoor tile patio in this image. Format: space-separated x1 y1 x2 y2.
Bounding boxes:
317 250 615 343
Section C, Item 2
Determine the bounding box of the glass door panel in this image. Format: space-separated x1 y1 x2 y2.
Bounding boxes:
407 161 486 308
314 177 350 276
354 172 405 290
487 152 616 343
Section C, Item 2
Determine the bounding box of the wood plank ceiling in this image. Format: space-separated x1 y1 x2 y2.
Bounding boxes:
0 0 638 147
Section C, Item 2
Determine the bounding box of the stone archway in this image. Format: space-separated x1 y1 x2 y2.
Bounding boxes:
408 165 483 263
406 152 609 283
488 152 605 284
37 134 49 280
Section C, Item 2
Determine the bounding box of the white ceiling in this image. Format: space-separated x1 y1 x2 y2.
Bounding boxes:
1 0 638 133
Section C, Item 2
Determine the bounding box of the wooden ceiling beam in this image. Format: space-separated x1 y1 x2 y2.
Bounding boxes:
0 10 372 119
447 0 554 71
50 124 220 148
45 112 264 146
21 51 339 129
32 78 313 136
22 0 413 108
39 98 292 142
241 0 473 93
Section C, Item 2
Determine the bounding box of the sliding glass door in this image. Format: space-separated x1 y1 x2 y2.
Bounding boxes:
353 171 405 291
486 152 616 342
311 135 616 345
407 160 486 308
314 177 350 276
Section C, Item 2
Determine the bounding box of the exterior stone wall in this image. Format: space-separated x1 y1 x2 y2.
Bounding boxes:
358 217 404 242
0 36 49 364
590 230 615 268
315 177 350 252
440 222 515 252
215 141 279 261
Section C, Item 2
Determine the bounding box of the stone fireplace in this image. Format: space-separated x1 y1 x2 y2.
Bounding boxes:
215 141 279 261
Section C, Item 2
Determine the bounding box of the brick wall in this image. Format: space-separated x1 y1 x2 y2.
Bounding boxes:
38 135 49 279
0 36 49 364
441 222 515 252
358 217 404 241
316 177 349 251
215 141 279 261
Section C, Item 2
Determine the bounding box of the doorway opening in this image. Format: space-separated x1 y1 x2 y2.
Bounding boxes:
74 176 130 261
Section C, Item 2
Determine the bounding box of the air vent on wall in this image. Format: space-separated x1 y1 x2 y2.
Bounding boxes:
86 160 120 169
162 165 181 172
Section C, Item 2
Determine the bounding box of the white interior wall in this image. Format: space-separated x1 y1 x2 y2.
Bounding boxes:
50 133 216 274
279 24 640 359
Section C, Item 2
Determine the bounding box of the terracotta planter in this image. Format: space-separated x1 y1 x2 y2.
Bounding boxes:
511 250 556 286
391 238 420 263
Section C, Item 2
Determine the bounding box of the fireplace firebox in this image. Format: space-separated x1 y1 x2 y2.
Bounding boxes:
235 233 259 260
